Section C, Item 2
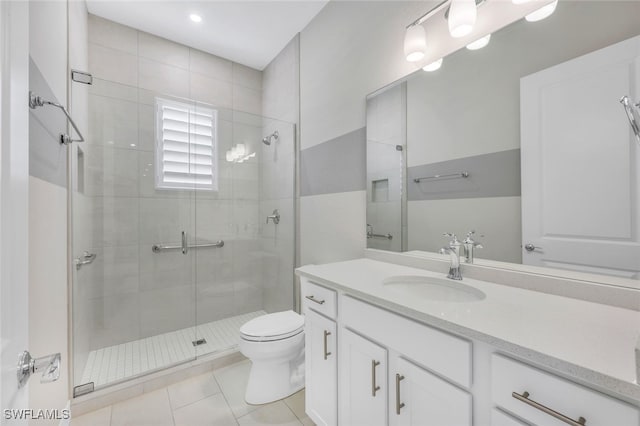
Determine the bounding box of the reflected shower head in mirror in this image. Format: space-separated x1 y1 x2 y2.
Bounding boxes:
262 130 279 146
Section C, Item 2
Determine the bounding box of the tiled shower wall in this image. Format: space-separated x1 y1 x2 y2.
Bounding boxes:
261 36 300 313
75 15 271 362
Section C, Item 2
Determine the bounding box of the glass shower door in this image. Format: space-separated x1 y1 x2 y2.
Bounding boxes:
70 80 197 394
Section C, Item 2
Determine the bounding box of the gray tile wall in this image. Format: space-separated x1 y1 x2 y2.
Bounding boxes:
83 15 266 350
261 36 299 314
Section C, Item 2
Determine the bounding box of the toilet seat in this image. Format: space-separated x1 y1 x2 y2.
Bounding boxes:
240 311 304 342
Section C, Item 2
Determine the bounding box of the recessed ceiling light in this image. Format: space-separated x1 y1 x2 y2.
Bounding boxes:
189 14 202 23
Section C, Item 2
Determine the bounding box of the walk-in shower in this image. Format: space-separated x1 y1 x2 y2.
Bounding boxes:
69 44 295 394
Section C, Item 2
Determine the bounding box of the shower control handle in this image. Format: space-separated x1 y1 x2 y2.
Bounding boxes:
266 209 280 225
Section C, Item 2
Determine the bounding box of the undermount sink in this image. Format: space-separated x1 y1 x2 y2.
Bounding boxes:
382 275 486 302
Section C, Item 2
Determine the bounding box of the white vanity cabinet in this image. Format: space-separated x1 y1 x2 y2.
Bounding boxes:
300 274 640 426
341 329 388 426
392 357 472 426
302 280 338 426
492 354 640 426
340 296 472 426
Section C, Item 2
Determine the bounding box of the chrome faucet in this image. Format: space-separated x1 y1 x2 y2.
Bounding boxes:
440 233 463 280
463 230 483 264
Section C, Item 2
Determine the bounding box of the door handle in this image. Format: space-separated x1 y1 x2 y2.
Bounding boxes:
371 360 381 396
524 243 542 252
323 330 332 360
395 374 405 414
17 351 61 388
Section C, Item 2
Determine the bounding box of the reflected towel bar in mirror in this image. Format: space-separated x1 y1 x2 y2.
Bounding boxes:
413 172 469 183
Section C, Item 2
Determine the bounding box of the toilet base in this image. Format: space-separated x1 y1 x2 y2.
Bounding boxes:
245 352 305 405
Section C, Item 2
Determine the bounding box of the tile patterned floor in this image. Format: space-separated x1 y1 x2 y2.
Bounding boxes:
81 311 266 387
72 360 315 426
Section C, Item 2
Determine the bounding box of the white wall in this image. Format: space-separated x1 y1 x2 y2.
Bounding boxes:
28 0 82 421
0 0 30 417
298 0 543 266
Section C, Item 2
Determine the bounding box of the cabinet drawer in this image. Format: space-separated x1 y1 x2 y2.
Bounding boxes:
301 278 337 319
342 296 472 388
492 354 639 426
491 408 528 426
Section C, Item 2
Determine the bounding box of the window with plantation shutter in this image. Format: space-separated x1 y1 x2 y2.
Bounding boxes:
155 98 218 191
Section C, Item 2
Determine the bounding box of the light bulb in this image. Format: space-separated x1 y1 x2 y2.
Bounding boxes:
466 33 491 50
448 0 477 38
189 14 202 23
525 0 558 22
422 58 443 72
404 25 427 62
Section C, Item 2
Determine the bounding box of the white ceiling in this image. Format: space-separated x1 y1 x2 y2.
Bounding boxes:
86 0 328 70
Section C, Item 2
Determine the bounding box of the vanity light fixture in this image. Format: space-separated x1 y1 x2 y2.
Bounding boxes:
405 0 486 64
189 13 202 23
404 24 427 62
525 0 558 22
466 33 491 50
423 58 443 72
448 0 477 38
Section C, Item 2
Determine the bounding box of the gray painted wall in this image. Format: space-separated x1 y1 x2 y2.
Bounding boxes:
300 128 366 196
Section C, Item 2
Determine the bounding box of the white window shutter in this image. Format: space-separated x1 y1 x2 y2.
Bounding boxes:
155 98 218 191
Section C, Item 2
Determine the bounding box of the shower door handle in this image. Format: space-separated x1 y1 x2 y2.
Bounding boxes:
181 231 188 255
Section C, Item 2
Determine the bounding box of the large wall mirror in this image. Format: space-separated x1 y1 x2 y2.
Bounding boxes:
366 1 640 282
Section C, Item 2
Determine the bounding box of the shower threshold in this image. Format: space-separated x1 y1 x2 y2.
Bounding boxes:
79 310 265 389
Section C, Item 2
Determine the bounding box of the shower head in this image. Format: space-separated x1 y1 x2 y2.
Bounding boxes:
262 130 279 146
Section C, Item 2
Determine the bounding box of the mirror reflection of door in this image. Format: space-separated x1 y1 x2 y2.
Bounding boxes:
521 36 640 279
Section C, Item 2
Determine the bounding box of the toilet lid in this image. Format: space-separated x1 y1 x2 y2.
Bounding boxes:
240 311 304 342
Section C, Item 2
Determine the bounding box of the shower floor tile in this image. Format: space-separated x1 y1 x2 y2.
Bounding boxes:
80 311 265 388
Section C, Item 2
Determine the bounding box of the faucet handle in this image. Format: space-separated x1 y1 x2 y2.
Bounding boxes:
463 230 484 243
443 233 459 244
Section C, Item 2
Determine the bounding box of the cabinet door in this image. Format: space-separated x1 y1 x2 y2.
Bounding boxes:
341 329 388 426
305 309 337 426
391 358 472 426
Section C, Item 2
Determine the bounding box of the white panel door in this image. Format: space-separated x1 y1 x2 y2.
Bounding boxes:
340 329 387 426
390 357 472 426
0 0 30 419
305 310 337 426
521 35 640 278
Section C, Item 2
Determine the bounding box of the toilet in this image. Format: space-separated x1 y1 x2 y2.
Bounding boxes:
239 310 305 405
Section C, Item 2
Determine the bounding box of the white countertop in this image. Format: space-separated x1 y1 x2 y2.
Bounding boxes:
296 258 640 403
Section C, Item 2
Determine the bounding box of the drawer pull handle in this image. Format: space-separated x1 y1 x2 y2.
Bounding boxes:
395 374 405 415
323 330 332 360
512 391 586 426
371 360 381 397
305 295 325 305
